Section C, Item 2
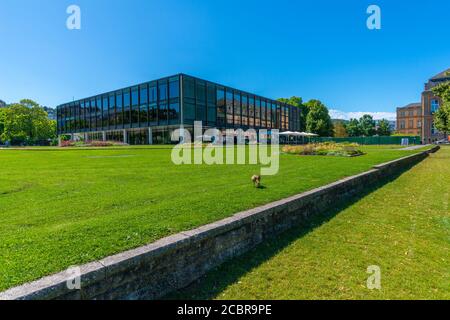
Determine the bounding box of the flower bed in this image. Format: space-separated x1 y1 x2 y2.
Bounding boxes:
282 142 364 157
60 140 127 147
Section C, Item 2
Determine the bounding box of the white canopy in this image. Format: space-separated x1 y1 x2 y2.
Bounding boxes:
279 131 296 136
299 132 319 137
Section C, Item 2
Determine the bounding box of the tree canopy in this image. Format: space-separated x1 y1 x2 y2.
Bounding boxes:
333 120 348 137
304 99 334 137
376 119 392 136
343 115 390 137
431 82 450 135
359 114 376 136
0 99 56 145
345 118 362 137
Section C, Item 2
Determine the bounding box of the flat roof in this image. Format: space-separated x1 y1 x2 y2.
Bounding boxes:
57 73 299 110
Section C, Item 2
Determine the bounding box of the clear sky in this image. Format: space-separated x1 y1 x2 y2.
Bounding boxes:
0 0 449 120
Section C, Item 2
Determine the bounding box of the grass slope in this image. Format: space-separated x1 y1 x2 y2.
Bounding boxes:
171 146 450 300
0 145 427 291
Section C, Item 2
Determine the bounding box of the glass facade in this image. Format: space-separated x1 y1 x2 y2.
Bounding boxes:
57 74 301 142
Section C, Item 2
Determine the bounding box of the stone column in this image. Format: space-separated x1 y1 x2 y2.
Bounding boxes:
102 131 106 141
123 130 127 144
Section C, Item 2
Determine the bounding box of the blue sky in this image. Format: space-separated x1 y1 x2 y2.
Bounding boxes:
0 0 449 120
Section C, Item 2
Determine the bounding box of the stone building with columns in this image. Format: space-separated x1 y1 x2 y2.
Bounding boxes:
396 68 449 143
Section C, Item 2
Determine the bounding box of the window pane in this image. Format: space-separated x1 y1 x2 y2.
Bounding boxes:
184 102 195 121
255 98 261 127
132 88 139 106
123 90 131 125
159 82 168 101
226 90 233 126
149 85 157 103
169 102 180 122
140 104 148 124
183 77 195 99
261 100 267 127
116 92 123 126
109 94 116 128
196 81 206 102
197 104 206 122
124 91 130 107
217 87 225 127
169 80 179 99
131 88 139 125
140 85 148 104
207 107 216 124
242 95 248 126
207 84 215 103
234 92 241 126
159 103 168 123
249 96 254 127
90 99 96 130
149 103 157 123
102 96 108 127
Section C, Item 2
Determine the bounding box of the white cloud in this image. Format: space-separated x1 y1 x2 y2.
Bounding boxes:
329 109 396 121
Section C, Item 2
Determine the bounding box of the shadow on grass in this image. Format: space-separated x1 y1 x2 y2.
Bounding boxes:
165 161 421 300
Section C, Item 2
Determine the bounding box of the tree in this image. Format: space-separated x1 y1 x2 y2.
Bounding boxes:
345 118 362 137
0 108 6 141
359 114 376 136
377 119 392 136
0 99 6 108
433 106 450 136
305 99 334 137
278 96 309 131
431 82 450 136
333 120 348 137
431 81 450 102
1 99 56 145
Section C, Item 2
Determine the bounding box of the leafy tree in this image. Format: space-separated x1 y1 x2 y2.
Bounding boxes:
359 114 376 136
0 108 6 140
305 99 334 137
1 99 56 145
431 82 450 136
345 118 361 137
432 81 450 102
377 119 392 136
333 120 348 137
433 106 450 136
278 96 309 131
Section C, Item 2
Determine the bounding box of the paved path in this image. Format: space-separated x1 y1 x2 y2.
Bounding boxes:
400 144 431 151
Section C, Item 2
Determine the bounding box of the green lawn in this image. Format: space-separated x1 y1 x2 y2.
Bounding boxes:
171 146 450 300
0 145 430 291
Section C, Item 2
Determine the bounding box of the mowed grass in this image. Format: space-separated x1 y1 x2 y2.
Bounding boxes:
171 146 450 300
0 145 429 291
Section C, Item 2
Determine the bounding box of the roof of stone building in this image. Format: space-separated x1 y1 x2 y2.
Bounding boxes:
430 68 450 81
398 102 421 110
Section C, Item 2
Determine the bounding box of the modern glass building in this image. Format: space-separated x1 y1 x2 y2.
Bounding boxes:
57 74 301 144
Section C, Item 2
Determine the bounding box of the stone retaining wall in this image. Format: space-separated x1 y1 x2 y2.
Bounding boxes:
0 146 439 300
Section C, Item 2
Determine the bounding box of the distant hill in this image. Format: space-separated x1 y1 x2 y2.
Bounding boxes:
332 119 349 125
